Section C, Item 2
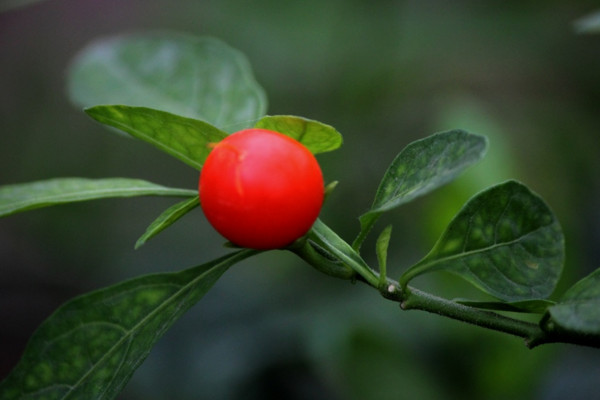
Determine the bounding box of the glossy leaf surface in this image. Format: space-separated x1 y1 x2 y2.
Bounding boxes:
86 106 227 170
254 115 343 154
355 130 487 249
135 196 200 249
0 250 257 400
376 225 393 284
548 268 600 334
401 180 564 302
0 178 196 218
69 33 267 132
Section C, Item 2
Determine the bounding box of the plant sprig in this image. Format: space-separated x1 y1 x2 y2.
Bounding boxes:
1 33 599 400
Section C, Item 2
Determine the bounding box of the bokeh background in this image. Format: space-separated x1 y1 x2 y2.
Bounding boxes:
2 1 600 399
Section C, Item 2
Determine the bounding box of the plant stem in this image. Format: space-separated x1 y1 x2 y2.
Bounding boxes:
395 285 542 344
299 220 600 348
382 277 600 349
303 219 558 348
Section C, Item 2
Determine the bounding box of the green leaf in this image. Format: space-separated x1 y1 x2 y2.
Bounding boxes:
289 238 355 280
375 225 393 285
310 219 379 287
0 178 196 218
354 130 488 250
68 33 267 132
0 249 258 400
86 105 227 170
135 196 200 249
548 268 600 334
368 130 488 214
324 180 339 201
400 180 564 302
455 299 555 314
254 115 343 154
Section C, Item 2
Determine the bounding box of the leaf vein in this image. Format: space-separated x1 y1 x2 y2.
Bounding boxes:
57 268 224 399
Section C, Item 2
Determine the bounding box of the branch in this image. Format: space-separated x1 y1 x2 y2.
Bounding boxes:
294 220 600 349
381 283 542 346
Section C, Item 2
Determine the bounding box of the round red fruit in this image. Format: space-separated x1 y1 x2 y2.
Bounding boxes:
199 128 324 249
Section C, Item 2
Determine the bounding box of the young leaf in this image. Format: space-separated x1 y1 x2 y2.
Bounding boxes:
400 180 564 302
135 196 200 249
289 238 355 280
310 219 379 287
324 180 339 201
254 115 343 154
354 130 488 250
68 33 267 132
547 268 600 334
376 225 393 286
86 105 227 170
0 249 258 400
0 178 196 218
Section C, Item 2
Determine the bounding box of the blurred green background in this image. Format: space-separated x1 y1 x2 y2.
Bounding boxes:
1 1 600 399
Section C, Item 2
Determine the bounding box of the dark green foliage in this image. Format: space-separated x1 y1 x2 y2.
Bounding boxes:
1 31 598 400
0 250 257 399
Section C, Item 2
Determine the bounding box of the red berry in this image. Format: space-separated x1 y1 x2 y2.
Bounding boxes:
199 128 324 249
